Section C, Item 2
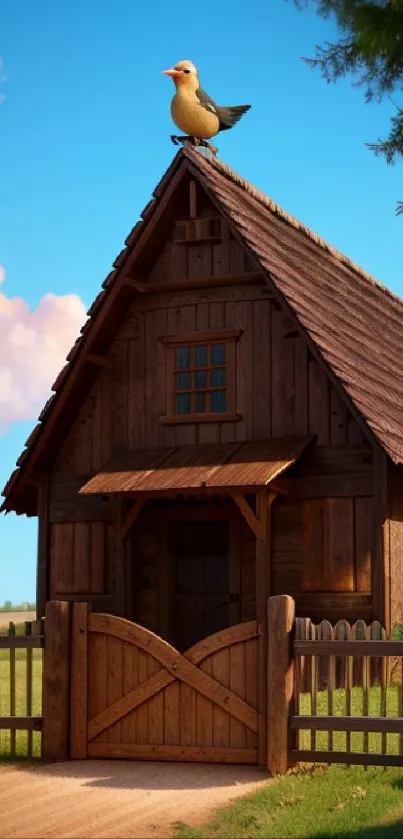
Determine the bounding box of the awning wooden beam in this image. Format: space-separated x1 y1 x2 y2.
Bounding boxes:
231 490 276 540
120 497 146 540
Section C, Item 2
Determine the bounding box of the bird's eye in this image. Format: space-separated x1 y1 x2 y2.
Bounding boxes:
182 68 191 74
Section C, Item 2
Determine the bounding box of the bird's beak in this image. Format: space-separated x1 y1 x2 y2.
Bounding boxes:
162 68 181 78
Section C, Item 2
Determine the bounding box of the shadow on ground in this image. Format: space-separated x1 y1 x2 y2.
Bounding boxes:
9 759 269 791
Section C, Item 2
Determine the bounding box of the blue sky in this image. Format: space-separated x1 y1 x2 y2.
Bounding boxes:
0 0 401 604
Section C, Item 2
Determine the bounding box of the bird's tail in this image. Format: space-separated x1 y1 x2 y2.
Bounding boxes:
217 104 251 129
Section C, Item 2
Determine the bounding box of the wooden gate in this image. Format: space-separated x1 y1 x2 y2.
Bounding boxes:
70 607 260 763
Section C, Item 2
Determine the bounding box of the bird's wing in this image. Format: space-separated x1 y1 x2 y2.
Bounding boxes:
195 88 251 132
195 87 220 116
215 105 251 131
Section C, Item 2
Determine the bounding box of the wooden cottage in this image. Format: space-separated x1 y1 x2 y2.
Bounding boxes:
2 146 403 764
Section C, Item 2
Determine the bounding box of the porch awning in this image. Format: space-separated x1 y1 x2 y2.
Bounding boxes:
79 436 313 496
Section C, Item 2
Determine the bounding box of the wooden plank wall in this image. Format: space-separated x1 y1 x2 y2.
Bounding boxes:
46 184 376 622
50 297 370 471
49 521 113 612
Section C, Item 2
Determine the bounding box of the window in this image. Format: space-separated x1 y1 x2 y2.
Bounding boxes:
161 330 240 423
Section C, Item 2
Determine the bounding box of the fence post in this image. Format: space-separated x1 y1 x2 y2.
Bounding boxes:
43 601 71 761
267 594 295 775
70 602 89 759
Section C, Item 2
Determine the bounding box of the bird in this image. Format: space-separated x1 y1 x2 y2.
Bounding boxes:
162 59 250 155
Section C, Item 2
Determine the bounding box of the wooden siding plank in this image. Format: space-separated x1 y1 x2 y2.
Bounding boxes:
100 366 112 466
330 387 347 445
355 497 372 592
271 309 295 436
37 478 49 619
252 299 271 439
308 357 330 444
173 305 197 446
225 301 253 441
90 522 105 594
294 335 309 435
145 309 167 448
128 314 146 449
110 340 128 453
73 523 91 593
324 500 354 591
50 523 75 596
301 501 324 591
241 524 256 621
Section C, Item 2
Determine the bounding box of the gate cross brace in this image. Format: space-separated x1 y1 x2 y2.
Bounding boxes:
231 491 276 540
88 646 259 742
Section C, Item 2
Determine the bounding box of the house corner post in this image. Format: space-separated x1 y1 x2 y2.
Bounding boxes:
43 600 71 761
267 594 295 776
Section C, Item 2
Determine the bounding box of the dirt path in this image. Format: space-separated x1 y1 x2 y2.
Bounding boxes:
0 760 269 838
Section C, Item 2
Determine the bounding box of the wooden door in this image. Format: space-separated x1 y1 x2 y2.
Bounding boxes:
169 519 235 651
73 610 260 764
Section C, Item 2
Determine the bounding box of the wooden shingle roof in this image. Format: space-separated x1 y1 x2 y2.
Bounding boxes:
183 147 403 463
2 146 402 514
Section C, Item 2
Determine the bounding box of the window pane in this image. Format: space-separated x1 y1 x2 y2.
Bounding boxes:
211 343 226 365
211 390 226 413
175 347 190 369
210 368 226 387
175 393 191 415
195 392 206 413
175 372 191 391
195 370 207 389
195 345 207 367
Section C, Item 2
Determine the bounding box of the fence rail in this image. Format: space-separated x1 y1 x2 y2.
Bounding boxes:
0 619 44 759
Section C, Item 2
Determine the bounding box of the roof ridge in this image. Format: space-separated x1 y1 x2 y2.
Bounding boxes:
182 146 403 314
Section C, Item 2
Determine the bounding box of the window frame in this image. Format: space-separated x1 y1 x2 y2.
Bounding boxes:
160 329 241 424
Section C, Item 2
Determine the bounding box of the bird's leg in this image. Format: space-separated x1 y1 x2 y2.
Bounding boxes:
170 134 197 147
199 139 218 156
170 135 218 156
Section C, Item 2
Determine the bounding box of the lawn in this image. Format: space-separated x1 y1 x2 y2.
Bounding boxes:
0 622 43 759
175 765 403 839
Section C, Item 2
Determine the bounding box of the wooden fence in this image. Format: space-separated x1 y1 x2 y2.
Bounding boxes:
3 598 403 773
288 613 403 769
0 619 44 759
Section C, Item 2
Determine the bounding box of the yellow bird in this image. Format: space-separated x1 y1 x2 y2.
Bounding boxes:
162 59 250 154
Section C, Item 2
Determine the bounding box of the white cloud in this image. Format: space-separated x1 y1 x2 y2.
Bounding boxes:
0 265 87 434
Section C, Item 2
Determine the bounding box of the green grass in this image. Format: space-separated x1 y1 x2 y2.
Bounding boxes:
297 686 403 755
0 622 43 759
175 766 403 839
